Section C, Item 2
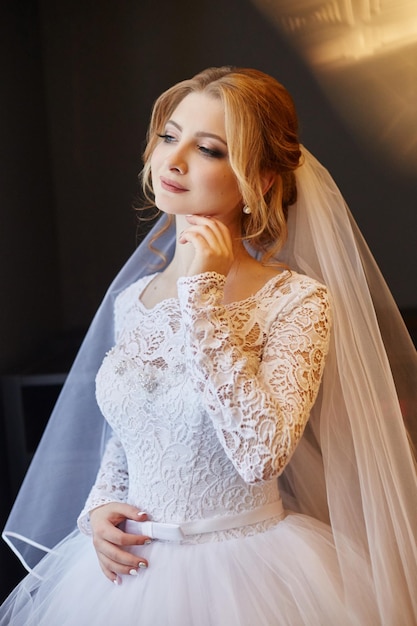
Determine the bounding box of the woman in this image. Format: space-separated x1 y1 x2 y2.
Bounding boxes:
1 67 417 625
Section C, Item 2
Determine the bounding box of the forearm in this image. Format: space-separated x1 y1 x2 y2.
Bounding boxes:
77 432 129 534
178 272 331 483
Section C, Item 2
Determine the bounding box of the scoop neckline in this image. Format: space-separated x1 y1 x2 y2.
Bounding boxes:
135 270 290 313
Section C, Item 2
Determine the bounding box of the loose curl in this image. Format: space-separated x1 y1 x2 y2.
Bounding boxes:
141 66 302 262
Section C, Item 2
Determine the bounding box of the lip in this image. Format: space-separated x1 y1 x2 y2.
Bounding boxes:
160 176 188 193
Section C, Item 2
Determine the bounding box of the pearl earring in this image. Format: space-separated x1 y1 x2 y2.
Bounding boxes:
242 205 252 214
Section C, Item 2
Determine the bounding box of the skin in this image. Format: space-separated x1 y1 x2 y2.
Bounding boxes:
90 92 280 584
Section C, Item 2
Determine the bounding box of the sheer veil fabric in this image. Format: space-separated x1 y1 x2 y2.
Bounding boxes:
3 147 417 622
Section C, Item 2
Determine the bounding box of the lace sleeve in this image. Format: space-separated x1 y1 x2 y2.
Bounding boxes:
177 272 331 484
77 432 129 535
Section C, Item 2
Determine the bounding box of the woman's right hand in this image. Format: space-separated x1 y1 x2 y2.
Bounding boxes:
89 502 151 584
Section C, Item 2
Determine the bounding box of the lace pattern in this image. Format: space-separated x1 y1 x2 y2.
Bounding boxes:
78 435 129 535
78 271 331 541
178 272 331 483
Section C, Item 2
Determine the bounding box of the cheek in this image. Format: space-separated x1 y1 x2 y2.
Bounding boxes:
150 166 157 190
209 177 242 209
150 143 165 167
150 151 162 185
207 168 238 193
221 174 241 201
150 151 159 172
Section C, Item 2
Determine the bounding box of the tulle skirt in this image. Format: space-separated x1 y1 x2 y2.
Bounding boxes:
0 513 379 626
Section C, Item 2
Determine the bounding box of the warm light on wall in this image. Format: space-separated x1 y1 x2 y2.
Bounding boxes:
252 0 417 174
253 0 417 66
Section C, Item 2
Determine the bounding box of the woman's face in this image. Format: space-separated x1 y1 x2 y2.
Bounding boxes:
150 92 243 225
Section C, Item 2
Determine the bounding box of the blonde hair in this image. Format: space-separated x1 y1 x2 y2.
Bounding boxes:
141 66 301 262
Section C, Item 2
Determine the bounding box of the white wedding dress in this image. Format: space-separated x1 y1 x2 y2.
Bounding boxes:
0 271 379 625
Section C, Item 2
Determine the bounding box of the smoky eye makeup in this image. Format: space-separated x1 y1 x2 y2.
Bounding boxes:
198 145 225 159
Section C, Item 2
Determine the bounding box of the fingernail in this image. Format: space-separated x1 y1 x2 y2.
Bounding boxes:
138 562 148 569
113 576 121 586
129 568 138 576
137 511 147 516
144 539 152 545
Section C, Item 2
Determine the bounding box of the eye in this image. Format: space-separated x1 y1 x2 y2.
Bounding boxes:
157 133 176 143
198 146 224 159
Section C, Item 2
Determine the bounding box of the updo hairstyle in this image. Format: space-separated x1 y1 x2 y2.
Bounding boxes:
142 66 301 261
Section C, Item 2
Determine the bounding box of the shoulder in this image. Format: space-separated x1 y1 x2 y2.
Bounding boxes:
265 269 328 299
259 270 331 322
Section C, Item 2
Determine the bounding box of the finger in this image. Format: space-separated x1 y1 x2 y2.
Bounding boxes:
101 562 120 584
100 562 136 586
98 549 149 577
179 227 222 251
93 519 150 546
93 533 152 564
118 531 152 547
107 505 148 524
90 503 148 529
100 547 149 571
95 521 151 548
185 215 232 242
180 225 231 256
94 537 149 569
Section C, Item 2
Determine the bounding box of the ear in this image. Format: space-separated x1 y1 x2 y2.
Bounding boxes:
261 171 275 195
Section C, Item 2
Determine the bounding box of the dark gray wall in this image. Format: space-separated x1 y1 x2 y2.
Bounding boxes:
0 1 59 373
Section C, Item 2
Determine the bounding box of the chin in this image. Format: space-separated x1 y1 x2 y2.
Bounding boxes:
155 204 187 217
153 198 177 214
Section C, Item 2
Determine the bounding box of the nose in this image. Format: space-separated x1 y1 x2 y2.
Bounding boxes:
166 144 188 174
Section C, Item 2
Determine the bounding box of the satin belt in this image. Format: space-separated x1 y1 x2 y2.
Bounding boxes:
123 500 285 541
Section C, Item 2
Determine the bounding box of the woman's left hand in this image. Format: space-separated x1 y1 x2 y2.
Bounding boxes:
179 215 235 277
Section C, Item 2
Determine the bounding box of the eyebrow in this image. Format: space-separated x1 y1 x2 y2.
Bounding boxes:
166 119 227 147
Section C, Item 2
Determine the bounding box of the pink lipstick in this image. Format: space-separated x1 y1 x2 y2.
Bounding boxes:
160 177 188 193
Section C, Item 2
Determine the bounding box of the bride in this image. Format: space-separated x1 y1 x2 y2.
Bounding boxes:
1 66 416 625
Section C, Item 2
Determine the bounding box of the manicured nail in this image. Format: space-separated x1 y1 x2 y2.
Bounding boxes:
138 562 148 569
144 539 152 545
137 511 147 516
113 576 121 585
129 568 138 576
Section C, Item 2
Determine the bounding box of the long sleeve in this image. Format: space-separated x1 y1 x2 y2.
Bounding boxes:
77 432 129 535
177 271 331 484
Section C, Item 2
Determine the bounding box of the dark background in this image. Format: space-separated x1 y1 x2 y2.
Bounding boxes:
1 0 416 601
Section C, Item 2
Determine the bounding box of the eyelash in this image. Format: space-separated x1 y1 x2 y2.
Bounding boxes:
157 133 175 143
199 146 224 159
156 134 224 159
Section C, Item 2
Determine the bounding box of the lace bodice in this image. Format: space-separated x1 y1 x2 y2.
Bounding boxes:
78 271 331 540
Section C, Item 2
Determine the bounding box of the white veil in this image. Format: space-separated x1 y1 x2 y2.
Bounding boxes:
3 148 417 622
